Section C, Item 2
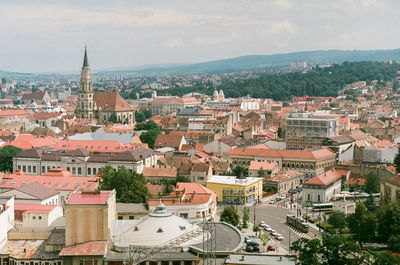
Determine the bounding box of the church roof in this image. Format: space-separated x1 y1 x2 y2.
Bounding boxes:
95 92 135 112
83 46 89 68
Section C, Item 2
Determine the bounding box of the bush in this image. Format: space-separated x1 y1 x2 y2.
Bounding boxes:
388 235 400 252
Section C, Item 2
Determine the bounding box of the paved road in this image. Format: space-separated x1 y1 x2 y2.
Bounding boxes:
218 199 322 251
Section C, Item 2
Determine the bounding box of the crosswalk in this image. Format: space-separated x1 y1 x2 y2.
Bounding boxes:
286 224 314 240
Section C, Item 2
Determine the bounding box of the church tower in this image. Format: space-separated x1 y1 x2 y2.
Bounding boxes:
76 45 95 119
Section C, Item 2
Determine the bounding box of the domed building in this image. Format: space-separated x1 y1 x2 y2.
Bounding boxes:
112 202 201 249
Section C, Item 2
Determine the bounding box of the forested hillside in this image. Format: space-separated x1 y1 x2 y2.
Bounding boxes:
158 61 400 101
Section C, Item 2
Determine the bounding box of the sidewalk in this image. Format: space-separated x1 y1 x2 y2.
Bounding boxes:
241 222 289 255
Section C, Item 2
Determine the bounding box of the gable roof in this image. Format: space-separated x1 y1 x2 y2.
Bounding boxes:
67 191 112 205
154 134 183 149
304 169 344 186
249 161 276 171
14 182 58 199
95 92 135 112
22 91 46 101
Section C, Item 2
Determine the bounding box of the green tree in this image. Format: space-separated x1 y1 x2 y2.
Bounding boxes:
242 207 250 229
291 238 322 265
277 127 283 138
377 202 400 242
257 169 265 178
364 193 377 212
388 234 400 252
108 112 118 123
232 166 248 179
175 175 190 183
374 252 400 264
140 129 161 149
394 149 400 173
98 166 148 203
135 111 146 123
160 178 174 195
347 203 377 247
0 145 23 172
328 210 347 233
291 234 369 265
220 206 240 227
365 171 380 194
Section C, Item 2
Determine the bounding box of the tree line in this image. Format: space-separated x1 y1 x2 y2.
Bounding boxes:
156 61 400 101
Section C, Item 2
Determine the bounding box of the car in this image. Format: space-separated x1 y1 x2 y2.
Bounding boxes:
276 234 284 241
267 245 276 251
286 193 291 198
260 221 266 227
247 241 260 247
265 226 272 232
244 236 251 243
271 230 278 237
264 224 271 230
246 245 254 252
275 197 281 201
269 199 276 204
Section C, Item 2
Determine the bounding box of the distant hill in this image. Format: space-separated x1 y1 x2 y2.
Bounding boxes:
1 48 400 78
102 48 400 75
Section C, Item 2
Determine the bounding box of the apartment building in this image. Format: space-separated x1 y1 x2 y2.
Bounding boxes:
13 147 157 176
285 111 339 150
150 97 200 115
226 147 336 179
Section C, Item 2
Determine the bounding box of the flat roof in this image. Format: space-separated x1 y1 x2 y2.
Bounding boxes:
206 176 262 186
225 254 296 265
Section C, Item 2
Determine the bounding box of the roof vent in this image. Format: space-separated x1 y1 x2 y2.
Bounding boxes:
157 228 163 233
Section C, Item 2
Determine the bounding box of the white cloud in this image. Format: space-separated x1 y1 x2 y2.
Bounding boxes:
166 39 184 48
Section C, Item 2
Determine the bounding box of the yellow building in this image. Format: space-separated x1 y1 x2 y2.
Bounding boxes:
206 175 263 205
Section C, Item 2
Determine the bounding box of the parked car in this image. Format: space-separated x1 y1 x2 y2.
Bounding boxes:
260 221 266 227
286 193 291 198
270 230 278 237
247 241 260 247
264 224 271 231
244 236 251 243
275 234 284 241
267 245 276 251
269 199 276 204
275 197 281 201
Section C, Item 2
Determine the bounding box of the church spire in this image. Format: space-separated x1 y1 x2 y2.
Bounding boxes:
83 45 89 68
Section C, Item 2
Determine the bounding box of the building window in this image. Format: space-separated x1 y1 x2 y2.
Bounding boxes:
42 166 45 172
67 167 70 172
72 167 76 174
307 194 311 201
93 168 97 174
23 165 26 172
118 216 123 220
94 261 98 265
129 216 134 220
78 167 82 175
28 165 31 173
39 216 42 220
88 168 91 175
33 166 36 173
80 261 83 265
317 195 321 202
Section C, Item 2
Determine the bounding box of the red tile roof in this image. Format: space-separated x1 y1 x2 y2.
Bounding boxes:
14 204 56 213
0 170 99 192
249 161 276 171
95 92 135 111
67 191 112 205
59 241 108 256
154 134 183 149
304 169 344 186
226 147 335 160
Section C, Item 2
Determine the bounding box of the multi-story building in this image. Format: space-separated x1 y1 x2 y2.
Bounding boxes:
226 147 336 179
150 97 200 115
148 182 217 223
13 147 157 176
285 111 339 150
206 175 263 204
381 175 400 204
302 169 349 203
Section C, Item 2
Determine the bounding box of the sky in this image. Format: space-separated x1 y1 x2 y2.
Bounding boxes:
0 0 399 73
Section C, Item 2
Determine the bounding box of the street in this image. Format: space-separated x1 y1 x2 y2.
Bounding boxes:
218 200 322 252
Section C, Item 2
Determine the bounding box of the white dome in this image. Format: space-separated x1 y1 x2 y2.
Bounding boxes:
213 90 218 96
219 90 224 96
113 202 199 247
